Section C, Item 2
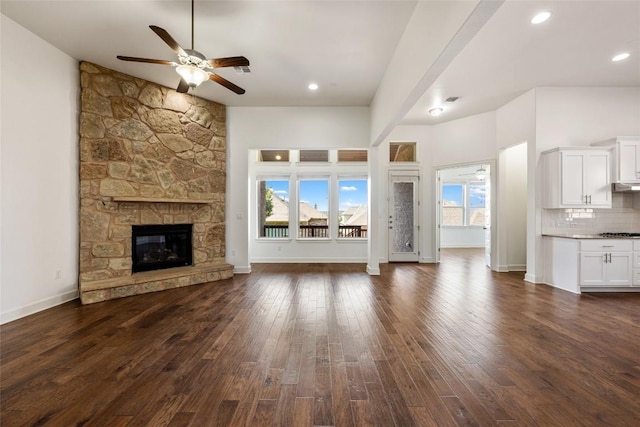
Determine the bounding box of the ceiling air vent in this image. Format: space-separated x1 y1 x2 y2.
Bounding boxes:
234 66 251 74
445 96 460 103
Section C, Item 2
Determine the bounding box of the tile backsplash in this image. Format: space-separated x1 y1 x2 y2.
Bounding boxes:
542 193 640 235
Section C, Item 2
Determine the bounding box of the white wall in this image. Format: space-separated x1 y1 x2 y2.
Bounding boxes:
431 111 497 167
1 16 79 324
502 142 527 271
440 227 485 248
495 90 535 278
226 107 370 271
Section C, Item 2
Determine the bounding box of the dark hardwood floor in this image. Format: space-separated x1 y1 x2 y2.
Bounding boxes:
2 249 640 426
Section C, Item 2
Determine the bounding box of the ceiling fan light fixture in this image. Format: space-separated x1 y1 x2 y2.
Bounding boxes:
475 167 487 180
176 64 209 87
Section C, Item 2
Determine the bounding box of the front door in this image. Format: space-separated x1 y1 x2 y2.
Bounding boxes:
388 172 419 262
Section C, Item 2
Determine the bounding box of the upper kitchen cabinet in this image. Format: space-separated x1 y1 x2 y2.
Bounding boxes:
542 148 611 209
592 136 640 183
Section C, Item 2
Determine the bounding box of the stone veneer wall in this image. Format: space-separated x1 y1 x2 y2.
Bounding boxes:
79 62 233 304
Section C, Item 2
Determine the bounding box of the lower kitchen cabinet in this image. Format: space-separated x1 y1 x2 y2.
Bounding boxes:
543 236 637 293
579 240 633 287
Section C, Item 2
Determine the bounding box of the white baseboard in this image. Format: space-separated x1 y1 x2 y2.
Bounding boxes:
250 257 367 263
233 265 252 274
524 272 542 283
508 264 527 272
440 244 485 248
419 256 435 263
495 264 510 272
1 289 79 325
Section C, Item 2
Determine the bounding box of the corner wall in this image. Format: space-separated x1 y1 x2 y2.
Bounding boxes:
1 16 80 323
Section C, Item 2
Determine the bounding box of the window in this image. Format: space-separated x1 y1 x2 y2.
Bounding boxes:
258 179 289 238
338 149 368 162
442 184 464 226
298 179 329 238
259 150 289 162
389 142 416 162
442 182 486 226
338 178 368 238
299 150 329 162
252 149 369 241
468 183 486 226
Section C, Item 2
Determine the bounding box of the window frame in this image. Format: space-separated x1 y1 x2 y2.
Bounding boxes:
337 175 368 240
441 180 486 227
297 175 331 240
256 176 291 240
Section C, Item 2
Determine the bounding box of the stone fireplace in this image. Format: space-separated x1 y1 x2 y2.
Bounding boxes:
79 62 233 304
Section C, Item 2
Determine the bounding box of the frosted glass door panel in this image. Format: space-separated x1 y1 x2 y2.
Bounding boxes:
393 182 415 253
388 173 419 262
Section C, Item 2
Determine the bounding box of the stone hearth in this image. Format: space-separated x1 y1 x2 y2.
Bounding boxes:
79 62 233 304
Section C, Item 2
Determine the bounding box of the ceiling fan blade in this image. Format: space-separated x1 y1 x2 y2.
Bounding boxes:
149 25 188 57
207 56 250 68
176 79 190 94
117 56 175 66
209 73 245 95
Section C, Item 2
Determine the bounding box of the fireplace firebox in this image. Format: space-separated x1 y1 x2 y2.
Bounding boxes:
131 224 193 273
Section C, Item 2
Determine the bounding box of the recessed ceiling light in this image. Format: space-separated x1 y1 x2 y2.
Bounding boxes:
612 52 630 62
531 11 551 24
308 83 319 91
428 107 444 117
275 155 282 160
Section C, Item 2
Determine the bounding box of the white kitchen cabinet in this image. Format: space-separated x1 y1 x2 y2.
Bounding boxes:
542 148 611 208
579 240 633 287
634 241 640 286
592 136 640 183
543 236 639 293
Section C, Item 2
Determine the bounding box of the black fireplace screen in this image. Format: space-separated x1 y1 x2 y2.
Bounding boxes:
131 224 193 273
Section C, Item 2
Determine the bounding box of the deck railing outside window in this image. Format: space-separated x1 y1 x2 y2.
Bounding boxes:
262 225 367 238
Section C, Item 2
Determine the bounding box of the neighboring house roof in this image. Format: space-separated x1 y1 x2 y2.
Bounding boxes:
299 201 327 222
266 194 327 223
266 193 290 223
342 205 368 226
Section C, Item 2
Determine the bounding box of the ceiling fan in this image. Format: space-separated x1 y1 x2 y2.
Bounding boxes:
459 166 487 180
117 0 249 95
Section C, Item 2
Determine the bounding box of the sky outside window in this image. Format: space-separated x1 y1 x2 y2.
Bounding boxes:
266 180 289 202
338 179 368 212
299 180 328 212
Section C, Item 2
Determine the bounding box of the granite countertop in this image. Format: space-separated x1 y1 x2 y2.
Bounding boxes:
542 233 640 239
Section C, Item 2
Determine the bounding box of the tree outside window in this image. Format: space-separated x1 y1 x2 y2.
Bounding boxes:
258 179 289 238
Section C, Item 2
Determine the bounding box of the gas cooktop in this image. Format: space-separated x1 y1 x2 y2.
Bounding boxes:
600 232 640 238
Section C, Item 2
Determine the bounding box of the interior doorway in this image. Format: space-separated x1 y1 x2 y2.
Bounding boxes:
435 163 491 268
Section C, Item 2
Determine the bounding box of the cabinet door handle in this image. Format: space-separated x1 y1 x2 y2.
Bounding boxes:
602 245 615 248
588 195 592 204
608 253 612 263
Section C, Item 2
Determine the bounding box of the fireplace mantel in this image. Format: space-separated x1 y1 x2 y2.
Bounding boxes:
112 196 214 204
